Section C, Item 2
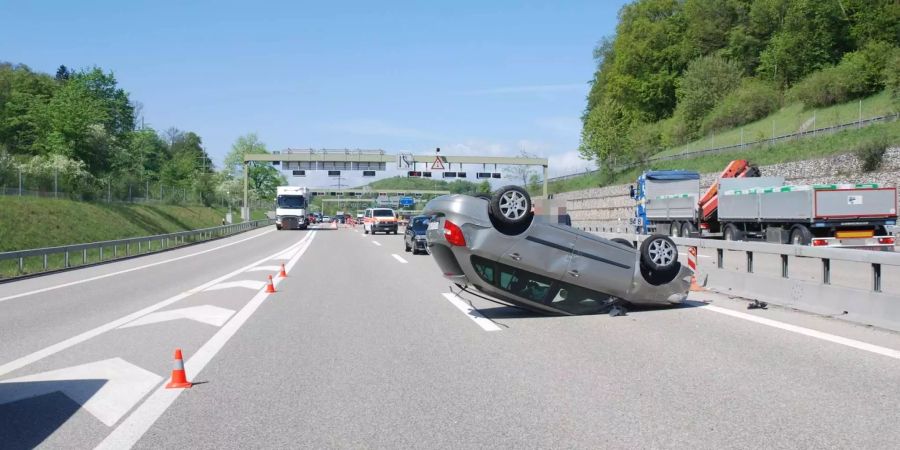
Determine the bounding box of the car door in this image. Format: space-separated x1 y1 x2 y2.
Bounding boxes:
499 222 576 280
564 233 634 297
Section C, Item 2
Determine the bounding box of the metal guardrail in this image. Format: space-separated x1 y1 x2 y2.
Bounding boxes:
547 113 899 183
0 219 275 279
589 231 899 293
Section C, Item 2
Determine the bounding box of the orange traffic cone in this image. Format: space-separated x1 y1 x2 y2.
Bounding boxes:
265 275 276 293
165 348 192 389
279 263 287 278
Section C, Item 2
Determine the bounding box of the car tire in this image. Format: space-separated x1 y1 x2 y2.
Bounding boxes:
639 234 678 273
670 221 681 238
364 228 369 235
276 224 282 230
610 237 635 248
723 223 743 241
790 225 812 245
489 185 533 235
640 263 681 286
681 221 697 238
405 242 411 252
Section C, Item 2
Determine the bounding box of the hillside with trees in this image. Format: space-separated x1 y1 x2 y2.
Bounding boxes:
580 0 900 170
0 63 283 207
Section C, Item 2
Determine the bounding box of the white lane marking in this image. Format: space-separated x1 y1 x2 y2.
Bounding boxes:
442 293 502 332
0 228 277 304
372 241 382 246
97 230 318 449
703 305 900 361
0 232 313 378
392 254 408 264
118 305 235 329
0 358 162 427
204 280 266 291
244 265 281 273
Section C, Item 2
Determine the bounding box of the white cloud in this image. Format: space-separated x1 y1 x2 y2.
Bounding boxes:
547 150 595 178
459 83 586 96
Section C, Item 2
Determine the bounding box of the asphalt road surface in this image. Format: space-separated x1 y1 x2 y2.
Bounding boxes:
2 224 900 449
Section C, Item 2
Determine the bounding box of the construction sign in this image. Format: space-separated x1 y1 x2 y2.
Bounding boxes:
431 156 445 170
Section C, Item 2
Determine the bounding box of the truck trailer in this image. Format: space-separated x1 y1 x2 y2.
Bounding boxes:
631 161 897 249
275 186 310 230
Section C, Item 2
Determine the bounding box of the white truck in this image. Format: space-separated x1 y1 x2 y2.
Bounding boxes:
275 186 310 230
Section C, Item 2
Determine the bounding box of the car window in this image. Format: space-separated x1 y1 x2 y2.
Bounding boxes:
496 264 553 303
411 217 429 230
549 282 614 315
471 256 495 283
373 209 393 217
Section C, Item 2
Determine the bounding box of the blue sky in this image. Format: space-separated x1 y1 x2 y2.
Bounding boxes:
1 0 627 186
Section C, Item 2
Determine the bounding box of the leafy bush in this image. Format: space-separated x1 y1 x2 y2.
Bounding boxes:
700 79 781 134
886 48 900 107
676 55 743 129
788 41 897 108
853 134 890 172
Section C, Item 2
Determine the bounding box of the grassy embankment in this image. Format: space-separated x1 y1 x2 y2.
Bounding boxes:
547 119 900 195
0 197 267 276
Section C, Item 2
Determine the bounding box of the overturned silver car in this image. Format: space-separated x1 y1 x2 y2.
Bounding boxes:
423 186 692 315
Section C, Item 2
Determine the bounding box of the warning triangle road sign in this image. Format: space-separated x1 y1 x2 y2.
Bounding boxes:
431 156 445 170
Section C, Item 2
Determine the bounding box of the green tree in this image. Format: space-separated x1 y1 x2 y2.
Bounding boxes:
675 54 743 134
756 0 852 86
223 132 267 177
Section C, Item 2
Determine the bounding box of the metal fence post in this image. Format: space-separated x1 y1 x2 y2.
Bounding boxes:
64 251 69 268
822 258 830 284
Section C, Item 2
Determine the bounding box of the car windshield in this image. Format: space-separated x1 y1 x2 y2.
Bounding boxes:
411 217 430 231
373 210 393 217
277 195 305 208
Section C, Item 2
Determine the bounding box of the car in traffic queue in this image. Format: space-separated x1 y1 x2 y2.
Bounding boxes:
423 185 692 315
404 215 431 254
363 207 399 234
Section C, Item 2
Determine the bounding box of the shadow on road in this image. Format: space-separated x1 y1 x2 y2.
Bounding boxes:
0 379 106 450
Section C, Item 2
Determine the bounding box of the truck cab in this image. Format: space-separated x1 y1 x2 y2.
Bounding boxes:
275 186 310 230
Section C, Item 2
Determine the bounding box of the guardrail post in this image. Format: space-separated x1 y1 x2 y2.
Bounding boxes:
822 258 831 284
873 263 882 292
717 249 723 269
18 257 24 274
781 254 789 278
43 254 48 270
64 251 69 268
746 251 754 273
138 241 142 253
99 247 103 261
82 249 87 264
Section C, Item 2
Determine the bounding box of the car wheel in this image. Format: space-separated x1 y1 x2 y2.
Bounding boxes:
364 228 369 234
639 234 678 273
405 241 411 252
276 224 282 230
610 238 635 248
723 223 743 241
489 185 533 234
670 221 681 238
640 263 681 286
790 225 812 245
681 221 696 238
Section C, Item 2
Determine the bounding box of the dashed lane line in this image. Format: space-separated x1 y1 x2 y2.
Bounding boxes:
392 254 408 264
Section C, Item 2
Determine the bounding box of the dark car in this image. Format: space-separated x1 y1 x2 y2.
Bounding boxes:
404 215 431 254
423 185 691 315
